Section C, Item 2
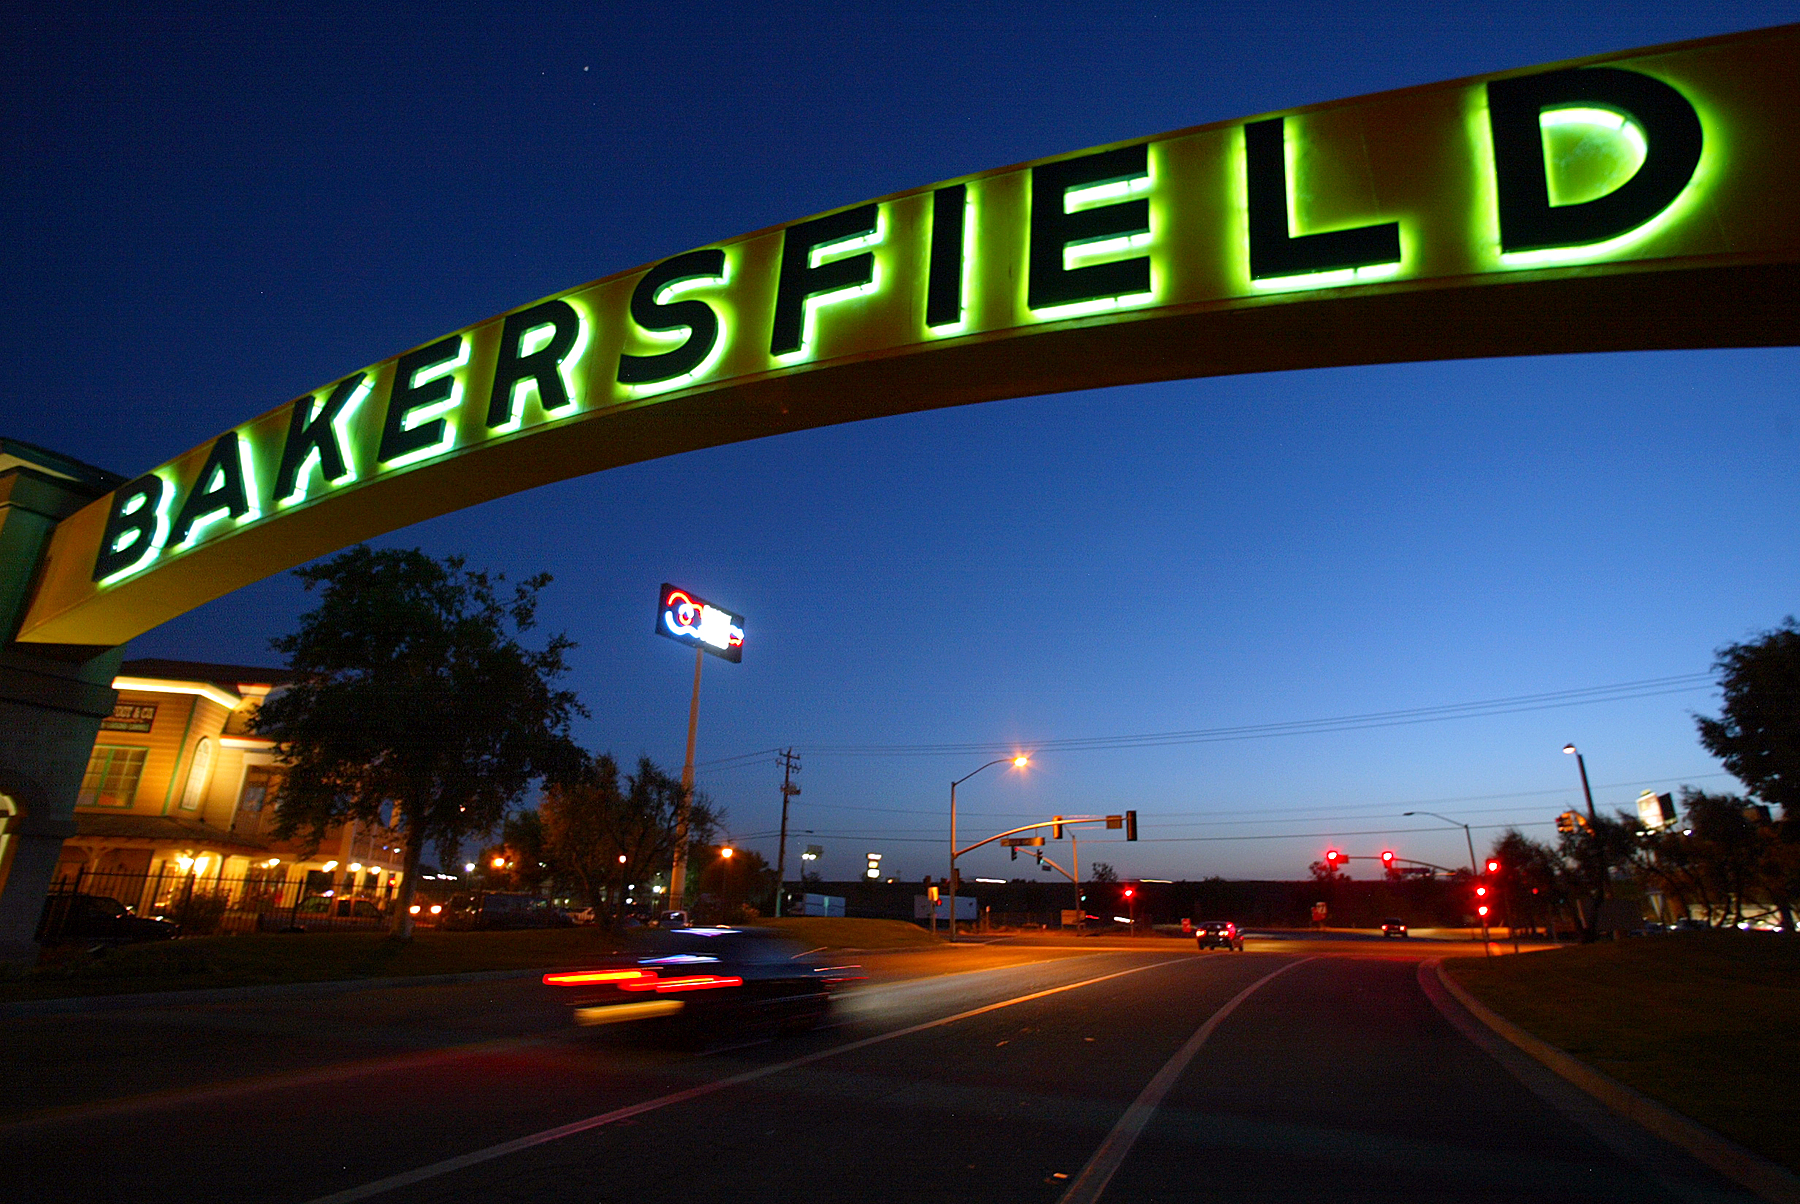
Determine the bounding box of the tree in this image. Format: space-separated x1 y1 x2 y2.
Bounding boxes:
253 546 582 938
698 845 776 920
539 754 719 927
478 808 552 892
1696 617 1800 814
1488 830 1567 937
1088 862 1119 884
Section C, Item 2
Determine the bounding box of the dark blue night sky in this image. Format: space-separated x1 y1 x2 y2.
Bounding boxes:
5 2 1796 880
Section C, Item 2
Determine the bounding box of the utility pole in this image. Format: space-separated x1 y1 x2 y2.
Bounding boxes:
774 748 801 916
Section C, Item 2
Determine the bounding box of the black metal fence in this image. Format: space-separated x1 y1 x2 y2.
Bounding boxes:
39 864 410 943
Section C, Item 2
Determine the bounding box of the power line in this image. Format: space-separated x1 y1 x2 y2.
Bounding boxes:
775 672 1712 758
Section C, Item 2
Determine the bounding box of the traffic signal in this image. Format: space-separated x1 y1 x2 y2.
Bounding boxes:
1381 850 1395 867
1486 858 1500 875
1477 903 1491 918
1474 884 1489 900
1325 848 1343 867
1125 810 1138 841
1052 816 1064 839
1122 887 1135 898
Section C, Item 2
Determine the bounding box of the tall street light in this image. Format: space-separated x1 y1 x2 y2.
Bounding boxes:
1565 743 1604 943
949 755 1028 943
1402 810 1478 875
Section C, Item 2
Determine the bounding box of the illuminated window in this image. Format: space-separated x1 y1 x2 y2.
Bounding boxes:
179 736 215 811
78 746 147 808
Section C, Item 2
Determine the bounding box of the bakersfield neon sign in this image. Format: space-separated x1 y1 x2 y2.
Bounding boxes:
18 24 1800 647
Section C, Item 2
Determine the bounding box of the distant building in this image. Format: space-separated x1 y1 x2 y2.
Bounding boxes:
54 659 406 914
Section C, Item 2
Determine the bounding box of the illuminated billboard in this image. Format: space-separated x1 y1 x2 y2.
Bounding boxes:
656 584 744 662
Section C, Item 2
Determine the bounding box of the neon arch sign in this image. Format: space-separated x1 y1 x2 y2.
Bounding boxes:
15 23 1799 648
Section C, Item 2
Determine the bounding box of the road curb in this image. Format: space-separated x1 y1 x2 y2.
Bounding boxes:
1431 959 1800 1204
0 968 542 1017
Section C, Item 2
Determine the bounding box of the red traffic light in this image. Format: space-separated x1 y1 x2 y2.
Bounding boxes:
1486 859 1500 874
1477 904 1491 917
1123 887 1135 898
1475 885 1488 897
1380 850 1395 865
1325 848 1342 864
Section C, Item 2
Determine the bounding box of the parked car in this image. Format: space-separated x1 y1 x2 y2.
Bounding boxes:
1381 917 1409 938
1195 920 1244 951
441 891 573 931
274 895 389 931
544 926 862 1039
38 893 179 944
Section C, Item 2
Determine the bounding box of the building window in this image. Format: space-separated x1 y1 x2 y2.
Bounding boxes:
233 765 276 835
79 746 147 808
179 736 215 811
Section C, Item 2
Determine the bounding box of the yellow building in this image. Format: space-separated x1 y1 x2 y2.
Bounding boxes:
54 659 406 925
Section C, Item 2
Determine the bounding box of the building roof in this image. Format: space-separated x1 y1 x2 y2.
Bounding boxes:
74 812 271 853
118 659 301 691
0 435 126 491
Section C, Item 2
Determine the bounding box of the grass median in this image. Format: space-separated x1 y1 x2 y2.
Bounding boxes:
0 917 939 1002
1445 931 1800 1174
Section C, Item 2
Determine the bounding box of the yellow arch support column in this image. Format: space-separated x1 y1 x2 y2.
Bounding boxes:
0 442 127 963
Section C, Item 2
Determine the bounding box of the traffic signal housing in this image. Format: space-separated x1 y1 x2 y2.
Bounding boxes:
1125 810 1138 841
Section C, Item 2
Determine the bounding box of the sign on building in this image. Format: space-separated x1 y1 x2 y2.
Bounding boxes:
99 702 158 732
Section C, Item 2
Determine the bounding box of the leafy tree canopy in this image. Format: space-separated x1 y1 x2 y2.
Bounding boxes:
253 545 582 936
540 754 718 927
1696 616 1800 814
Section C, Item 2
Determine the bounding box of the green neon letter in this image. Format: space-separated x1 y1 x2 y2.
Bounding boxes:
92 474 167 582
1487 67 1702 253
486 299 581 429
618 249 728 385
169 431 253 547
1028 145 1148 311
377 334 464 465
926 184 967 328
1244 118 1400 280
275 372 364 503
770 204 879 356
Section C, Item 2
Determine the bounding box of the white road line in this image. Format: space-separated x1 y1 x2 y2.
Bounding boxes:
1056 956 1316 1204
302 955 1191 1204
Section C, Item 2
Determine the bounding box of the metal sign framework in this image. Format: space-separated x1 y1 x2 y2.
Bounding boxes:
13 24 1799 648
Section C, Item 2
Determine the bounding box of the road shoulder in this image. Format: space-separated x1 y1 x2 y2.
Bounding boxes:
1423 958 1799 1204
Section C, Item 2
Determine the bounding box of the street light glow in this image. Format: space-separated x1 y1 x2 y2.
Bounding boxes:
1012 755 1029 768
719 846 734 859
1563 743 1578 755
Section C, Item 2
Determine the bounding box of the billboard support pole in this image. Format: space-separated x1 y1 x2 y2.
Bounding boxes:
669 646 702 907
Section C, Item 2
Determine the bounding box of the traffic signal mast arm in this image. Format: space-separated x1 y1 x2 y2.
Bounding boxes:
955 814 1128 861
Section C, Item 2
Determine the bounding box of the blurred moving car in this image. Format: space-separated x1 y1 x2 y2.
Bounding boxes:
544 926 861 1037
1381 917 1409 939
38 893 179 944
442 891 572 931
1195 920 1244 951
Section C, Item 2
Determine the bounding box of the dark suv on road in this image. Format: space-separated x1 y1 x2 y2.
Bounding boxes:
1195 920 1244 951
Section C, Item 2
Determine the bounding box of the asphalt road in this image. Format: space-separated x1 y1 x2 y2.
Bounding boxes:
2 944 1759 1204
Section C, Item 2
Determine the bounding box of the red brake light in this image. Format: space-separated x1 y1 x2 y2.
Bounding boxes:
619 974 744 993
543 969 659 986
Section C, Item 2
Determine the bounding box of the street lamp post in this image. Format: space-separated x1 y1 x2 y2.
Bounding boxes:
1402 810 1478 875
1564 743 1605 943
949 755 1028 943
1404 809 1485 953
